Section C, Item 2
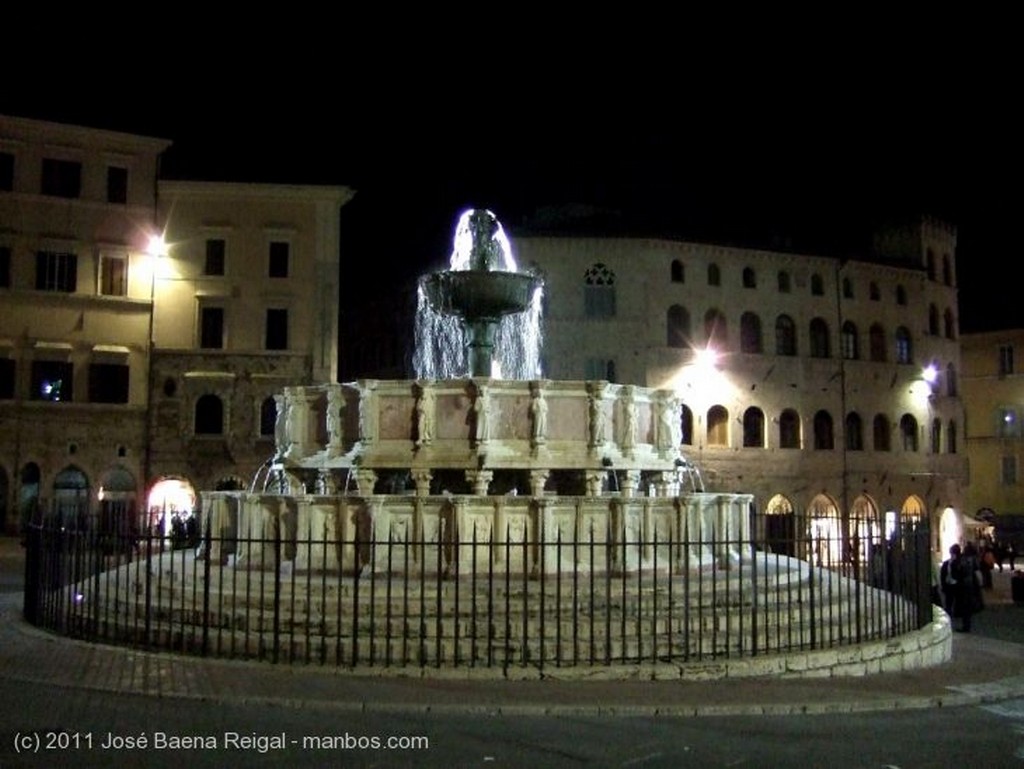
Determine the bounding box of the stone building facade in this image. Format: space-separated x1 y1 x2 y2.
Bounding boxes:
512 217 966 557
960 328 1024 523
0 114 170 532
0 115 354 533
145 181 353 515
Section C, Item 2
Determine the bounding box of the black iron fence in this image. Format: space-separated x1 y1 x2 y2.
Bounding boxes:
23 509 934 671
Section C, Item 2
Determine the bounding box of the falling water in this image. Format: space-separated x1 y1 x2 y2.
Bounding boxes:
414 282 543 380
414 209 544 380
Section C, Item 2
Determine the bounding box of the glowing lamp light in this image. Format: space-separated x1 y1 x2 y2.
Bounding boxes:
693 347 719 370
147 234 168 258
921 364 938 385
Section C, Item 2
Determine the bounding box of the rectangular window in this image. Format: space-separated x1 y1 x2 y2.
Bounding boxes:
204 239 226 276
265 308 288 350
0 151 13 191
0 358 14 399
269 241 289 278
106 166 128 204
0 245 10 288
31 360 73 402
99 254 127 296
1002 455 1018 486
88 362 129 403
999 345 1014 377
41 158 81 198
584 286 616 318
35 251 77 292
200 306 225 349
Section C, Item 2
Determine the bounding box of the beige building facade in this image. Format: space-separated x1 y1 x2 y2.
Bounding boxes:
148 181 353 506
0 114 353 533
960 329 1024 522
0 114 170 533
514 217 967 557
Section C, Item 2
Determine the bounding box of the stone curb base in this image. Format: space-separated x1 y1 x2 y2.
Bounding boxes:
311 606 953 682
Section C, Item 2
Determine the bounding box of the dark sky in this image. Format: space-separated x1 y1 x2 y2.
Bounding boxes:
1 84 1015 332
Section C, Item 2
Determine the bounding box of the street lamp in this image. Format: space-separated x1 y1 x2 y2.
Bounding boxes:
143 234 167 533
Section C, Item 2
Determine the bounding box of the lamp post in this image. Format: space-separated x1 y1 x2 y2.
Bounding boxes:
143 235 167 533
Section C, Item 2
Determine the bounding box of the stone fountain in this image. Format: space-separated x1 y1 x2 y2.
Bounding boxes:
52 209 944 676
420 209 542 379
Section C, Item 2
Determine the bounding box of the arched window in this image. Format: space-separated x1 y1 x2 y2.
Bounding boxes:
811 274 824 296
929 304 939 335
926 249 936 281
943 254 953 286
779 409 800 448
944 308 956 340
869 281 880 301
260 396 277 437
809 318 830 358
946 362 958 396
896 285 907 305
869 323 886 362
740 312 762 353
583 263 616 318
707 405 729 447
707 263 721 287
195 393 224 435
948 420 957 453
742 267 756 288
704 309 728 349
900 414 918 451
777 270 791 293
813 410 834 450
895 326 912 364
873 414 891 451
842 277 854 299
666 305 690 348
680 405 693 445
845 412 863 451
671 259 684 283
931 418 942 454
775 314 796 356
743 407 765 447
841 321 858 360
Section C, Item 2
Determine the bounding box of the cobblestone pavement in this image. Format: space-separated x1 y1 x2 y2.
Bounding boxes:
4 536 1024 717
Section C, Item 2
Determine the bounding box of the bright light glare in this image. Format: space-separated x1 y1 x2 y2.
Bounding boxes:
693 347 718 369
921 364 938 384
147 234 168 258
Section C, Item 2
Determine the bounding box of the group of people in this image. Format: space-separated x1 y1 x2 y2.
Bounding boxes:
939 542 986 632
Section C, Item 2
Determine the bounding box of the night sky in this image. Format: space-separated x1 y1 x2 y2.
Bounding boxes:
1 84 1014 332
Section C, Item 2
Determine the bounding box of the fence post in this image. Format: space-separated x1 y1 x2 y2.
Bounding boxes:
23 525 41 625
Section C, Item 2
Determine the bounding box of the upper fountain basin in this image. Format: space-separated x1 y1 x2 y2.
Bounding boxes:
422 270 542 323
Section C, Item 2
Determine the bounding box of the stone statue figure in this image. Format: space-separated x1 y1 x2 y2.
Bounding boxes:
669 397 683 449
415 384 435 448
589 392 606 447
358 381 376 443
530 386 548 445
326 387 344 448
621 387 637 449
273 393 287 455
656 394 679 451
474 385 490 444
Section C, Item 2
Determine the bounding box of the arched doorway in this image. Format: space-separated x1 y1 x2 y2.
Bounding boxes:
98 466 137 538
53 466 90 529
146 477 197 543
807 493 841 567
763 493 795 556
